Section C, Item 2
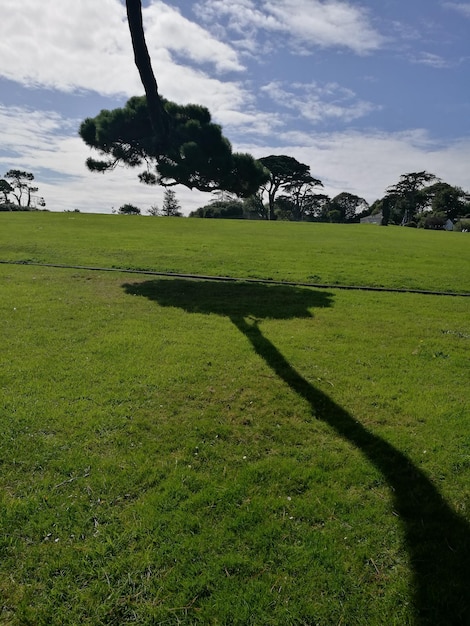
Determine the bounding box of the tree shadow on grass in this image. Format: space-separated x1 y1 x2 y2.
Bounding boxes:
123 278 470 625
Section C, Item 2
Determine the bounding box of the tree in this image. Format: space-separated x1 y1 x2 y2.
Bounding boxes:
0 179 13 202
147 204 160 216
161 189 182 216
258 155 317 220
276 179 324 221
325 192 369 223
422 212 447 230
189 199 244 219
3 169 45 208
80 1 268 198
80 97 267 198
243 193 269 220
385 171 438 224
424 182 467 220
118 203 141 215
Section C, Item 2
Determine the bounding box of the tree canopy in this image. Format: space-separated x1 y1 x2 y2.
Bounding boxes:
189 199 245 219
424 182 467 221
325 192 369 223
0 179 13 202
80 97 267 198
363 171 470 226
118 203 141 215
258 155 321 220
161 188 182 216
80 0 268 198
385 171 438 224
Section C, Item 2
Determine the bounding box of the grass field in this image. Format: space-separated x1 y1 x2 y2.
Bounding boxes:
1 214 469 625
1 212 469 293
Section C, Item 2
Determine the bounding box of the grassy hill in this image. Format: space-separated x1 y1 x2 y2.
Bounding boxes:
1 211 469 292
1 213 469 625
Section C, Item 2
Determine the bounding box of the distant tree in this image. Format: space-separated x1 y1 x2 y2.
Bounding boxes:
306 194 331 221
161 189 182 216
277 176 324 221
0 179 13 202
147 204 160 216
363 198 390 225
3 169 45 208
424 182 467 220
455 218 470 232
118 203 141 215
189 199 244 219
325 192 369 223
258 155 316 220
273 195 296 221
422 212 447 230
243 193 269 220
368 199 382 215
385 171 438 224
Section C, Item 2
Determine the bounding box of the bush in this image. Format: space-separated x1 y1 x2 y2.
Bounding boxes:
0 202 26 212
118 203 141 215
189 200 244 219
454 219 470 232
422 213 447 230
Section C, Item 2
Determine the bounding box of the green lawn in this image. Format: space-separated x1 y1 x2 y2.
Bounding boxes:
1 211 469 292
1 214 469 625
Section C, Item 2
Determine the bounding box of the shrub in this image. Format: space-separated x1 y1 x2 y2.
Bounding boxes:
422 213 447 230
118 203 141 215
454 219 470 232
0 202 26 212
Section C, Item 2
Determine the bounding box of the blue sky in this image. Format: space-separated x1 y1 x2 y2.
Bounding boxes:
1 0 469 214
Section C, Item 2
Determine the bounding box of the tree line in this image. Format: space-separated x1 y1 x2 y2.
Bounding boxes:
189 154 370 222
189 164 470 226
369 171 469 227
116 188 182 216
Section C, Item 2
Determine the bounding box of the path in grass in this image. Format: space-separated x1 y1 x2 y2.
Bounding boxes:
124 278 470 626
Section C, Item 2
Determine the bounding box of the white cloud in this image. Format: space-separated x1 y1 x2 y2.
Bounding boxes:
411 52 452 68
0 0 135 95
195 0 384 54
443 3 470 18
216 109 284 136
261 81 378 124
144 1 244 72
239 129 470 203
0 0 255 139
0 0 243 98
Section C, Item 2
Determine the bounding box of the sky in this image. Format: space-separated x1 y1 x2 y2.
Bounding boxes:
0 0 469 215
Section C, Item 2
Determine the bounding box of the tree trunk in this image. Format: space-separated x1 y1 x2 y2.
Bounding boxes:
125 0 170 150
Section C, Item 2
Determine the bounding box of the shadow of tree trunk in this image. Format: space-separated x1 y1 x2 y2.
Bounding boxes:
232 317 470 626
122 278 470 625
